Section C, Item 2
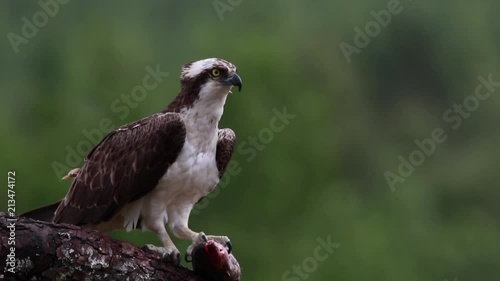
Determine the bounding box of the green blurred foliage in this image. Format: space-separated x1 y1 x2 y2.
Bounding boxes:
1 0 500 280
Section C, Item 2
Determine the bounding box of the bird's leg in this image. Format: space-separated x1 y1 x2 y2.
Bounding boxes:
142 228 181 265
169 207 232 261
170 223 199 259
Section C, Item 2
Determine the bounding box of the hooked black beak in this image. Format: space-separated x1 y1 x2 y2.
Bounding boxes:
224 73 242 92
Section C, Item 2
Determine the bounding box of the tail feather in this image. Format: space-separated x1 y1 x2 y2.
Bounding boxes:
21 201 61 222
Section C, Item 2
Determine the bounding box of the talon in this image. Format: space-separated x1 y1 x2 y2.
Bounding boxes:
186 232 207 263
142 244 157 253
174 252 181 264
201 233 208 242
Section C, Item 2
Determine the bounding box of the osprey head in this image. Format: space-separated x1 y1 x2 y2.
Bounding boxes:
181 58 242 95
164 58 242 113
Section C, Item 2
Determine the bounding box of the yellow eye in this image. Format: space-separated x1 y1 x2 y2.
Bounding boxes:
211 68 221 77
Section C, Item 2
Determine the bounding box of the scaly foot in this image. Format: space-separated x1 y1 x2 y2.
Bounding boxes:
143 244 181 265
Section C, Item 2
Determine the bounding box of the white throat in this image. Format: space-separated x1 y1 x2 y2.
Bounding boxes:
181 82 230 151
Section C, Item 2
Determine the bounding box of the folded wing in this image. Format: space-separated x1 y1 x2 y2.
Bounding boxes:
54 113 186 225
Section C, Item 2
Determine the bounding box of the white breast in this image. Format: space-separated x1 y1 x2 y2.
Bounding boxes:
159 140 220 202
120 125 220 232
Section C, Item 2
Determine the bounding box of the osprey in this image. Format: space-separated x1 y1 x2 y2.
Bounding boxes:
22 58 242 263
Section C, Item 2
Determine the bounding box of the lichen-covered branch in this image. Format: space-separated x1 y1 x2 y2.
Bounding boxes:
0 212 205 281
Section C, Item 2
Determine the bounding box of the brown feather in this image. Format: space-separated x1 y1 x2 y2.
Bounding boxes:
216 128 237 178
53 113 186 226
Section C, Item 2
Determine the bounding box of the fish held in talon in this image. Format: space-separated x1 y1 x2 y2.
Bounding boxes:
192 240 241 281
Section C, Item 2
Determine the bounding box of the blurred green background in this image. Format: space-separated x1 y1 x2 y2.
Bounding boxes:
1 0 500 280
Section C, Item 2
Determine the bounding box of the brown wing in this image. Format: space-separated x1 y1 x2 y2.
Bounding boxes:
53 113 186 225
216 128 236 178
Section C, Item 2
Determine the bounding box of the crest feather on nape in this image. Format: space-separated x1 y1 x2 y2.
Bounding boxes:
180 58 236 79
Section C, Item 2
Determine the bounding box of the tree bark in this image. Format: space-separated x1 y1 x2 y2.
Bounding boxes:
0 212 206 281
